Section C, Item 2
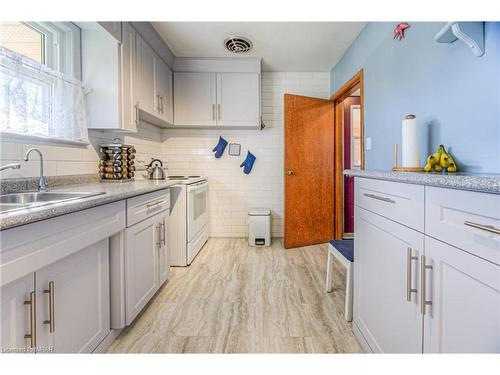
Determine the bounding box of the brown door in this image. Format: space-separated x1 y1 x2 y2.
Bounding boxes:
284 94 335 249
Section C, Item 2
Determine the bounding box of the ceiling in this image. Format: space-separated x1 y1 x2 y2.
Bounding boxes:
152 22 365 72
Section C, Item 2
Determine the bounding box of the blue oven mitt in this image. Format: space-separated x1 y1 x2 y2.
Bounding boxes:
240 151 256 174
212 136 228 158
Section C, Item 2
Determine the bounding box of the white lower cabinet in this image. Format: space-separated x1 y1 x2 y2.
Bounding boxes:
354 206 423 353
124 191 170 325
0 240 110 353
35 239 110 353
1 274 36 353
423 237 500 353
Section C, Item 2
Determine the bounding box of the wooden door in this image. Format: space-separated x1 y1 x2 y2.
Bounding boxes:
354 207 423 353
216 73 260 127
423 236 500 353
174 72 217 126
125 215 159 325
36 239 110 353
0 274 36 352
284 94 334 248
136 34 157 115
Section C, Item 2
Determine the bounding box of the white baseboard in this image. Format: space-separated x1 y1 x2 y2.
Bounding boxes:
93 328 123 353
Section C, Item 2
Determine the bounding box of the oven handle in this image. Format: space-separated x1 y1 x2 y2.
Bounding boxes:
188 182 208 193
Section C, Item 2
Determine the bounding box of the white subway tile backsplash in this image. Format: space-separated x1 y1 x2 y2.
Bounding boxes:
162 71 329 238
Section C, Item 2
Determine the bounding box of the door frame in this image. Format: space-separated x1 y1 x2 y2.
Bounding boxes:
331 69 365 239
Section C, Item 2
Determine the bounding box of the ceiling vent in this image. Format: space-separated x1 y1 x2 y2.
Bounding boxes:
224 36 253 53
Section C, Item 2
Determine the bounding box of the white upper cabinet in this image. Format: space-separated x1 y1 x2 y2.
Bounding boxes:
136 34 157 115
174 72 217 126
172 58 261 128
216 73 260 127
155 58 174 124
120 22 138 132
83 22 137 132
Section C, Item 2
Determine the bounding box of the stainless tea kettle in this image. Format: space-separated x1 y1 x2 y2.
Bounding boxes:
145 159 166 180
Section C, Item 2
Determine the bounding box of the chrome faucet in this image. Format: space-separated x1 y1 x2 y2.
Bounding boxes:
0 163 21 172
24 148 46 192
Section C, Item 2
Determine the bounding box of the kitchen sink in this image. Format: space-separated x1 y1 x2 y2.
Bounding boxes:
0 191 106 214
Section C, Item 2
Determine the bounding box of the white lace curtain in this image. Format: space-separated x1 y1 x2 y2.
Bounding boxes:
0 46 89 143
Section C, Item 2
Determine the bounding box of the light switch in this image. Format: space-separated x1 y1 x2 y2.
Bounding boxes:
365 137 372 150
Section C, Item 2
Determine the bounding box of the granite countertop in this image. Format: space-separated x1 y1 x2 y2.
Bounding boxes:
0 176 179 231
344 169 500 195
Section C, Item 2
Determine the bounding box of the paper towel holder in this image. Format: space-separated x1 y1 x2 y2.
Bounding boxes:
392 143 425 172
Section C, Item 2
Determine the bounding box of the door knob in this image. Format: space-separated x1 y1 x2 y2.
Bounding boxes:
286 169 294 176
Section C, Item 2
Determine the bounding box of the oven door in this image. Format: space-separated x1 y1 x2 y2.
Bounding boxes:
187 181 208 242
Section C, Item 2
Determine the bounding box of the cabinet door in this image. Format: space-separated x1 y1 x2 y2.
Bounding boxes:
158 211 170 286
174 72 216 126
125 215 160 325
423 237 500 353
354 207 423 353
136 34 157 115
36 239 110 353
120 22 137 132
216 73 260 127
155 58 173 124
0 274 36 353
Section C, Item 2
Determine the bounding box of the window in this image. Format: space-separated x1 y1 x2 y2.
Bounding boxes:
0 22 45 64
0 22 87 144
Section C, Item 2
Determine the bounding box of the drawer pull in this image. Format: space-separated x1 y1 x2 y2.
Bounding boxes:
420 255 433 315
464 221 500 235
146 198 165 209
363 193 396 204
406 248 418 302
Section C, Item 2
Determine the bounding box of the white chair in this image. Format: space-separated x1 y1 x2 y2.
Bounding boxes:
325 240 354 322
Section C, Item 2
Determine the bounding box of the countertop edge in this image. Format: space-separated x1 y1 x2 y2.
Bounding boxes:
0 181 178 231
344 170 500 195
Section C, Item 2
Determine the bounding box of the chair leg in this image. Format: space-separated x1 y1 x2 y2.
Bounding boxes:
345 261 354 322
325 250 334 293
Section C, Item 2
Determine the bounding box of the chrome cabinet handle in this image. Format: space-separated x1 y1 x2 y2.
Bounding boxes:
135 101 140 126
464 221 500 235
420 255 433 315
363 193 396 204
217 104 221 120
161 219 166 246
43 281 55 333
160 96 164 114
156 93 161 113
146 198 165 209
24 291 36 348
156 223 161 248
212 104 215 121
406 248 418 302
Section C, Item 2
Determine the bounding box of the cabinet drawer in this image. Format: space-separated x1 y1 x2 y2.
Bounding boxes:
355 178 424 232
126 189 170 227
425 187 500 265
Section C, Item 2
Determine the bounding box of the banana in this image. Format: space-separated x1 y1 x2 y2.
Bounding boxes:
440 146 451 168
424 162 433 172
447 163 457 173
434 164 443 172
426 155 437 166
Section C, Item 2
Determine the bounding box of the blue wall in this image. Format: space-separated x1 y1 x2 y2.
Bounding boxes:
331 22 500 173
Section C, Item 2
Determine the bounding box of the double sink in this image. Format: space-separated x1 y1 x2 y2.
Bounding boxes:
0 191 106 214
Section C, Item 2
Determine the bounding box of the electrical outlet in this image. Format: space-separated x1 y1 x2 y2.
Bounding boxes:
365 137 372 150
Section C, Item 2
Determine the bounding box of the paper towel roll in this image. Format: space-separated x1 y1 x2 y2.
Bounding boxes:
402 115 420 167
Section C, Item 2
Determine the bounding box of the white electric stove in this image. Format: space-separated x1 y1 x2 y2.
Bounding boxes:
168 175 208 266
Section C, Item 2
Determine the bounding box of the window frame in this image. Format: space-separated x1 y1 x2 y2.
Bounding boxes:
22 22 81 79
